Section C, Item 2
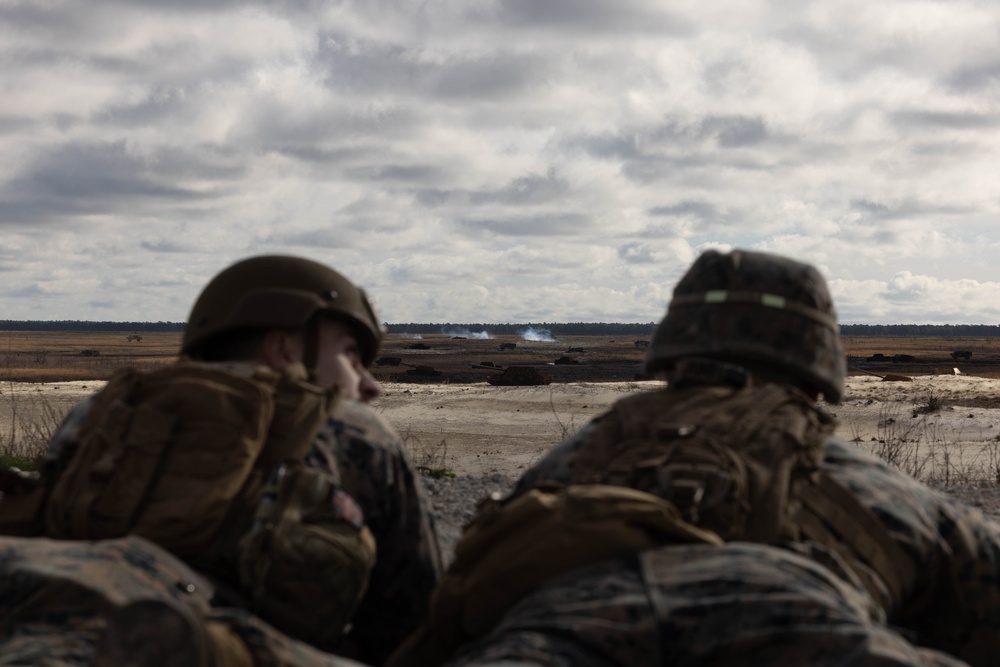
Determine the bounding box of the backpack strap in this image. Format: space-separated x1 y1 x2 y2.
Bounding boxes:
796 473 918 613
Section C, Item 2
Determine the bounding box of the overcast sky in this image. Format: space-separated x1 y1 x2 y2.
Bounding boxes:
2 1 998 326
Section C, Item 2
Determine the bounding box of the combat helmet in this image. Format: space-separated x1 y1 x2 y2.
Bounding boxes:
645 249 846 403
182 255 384 366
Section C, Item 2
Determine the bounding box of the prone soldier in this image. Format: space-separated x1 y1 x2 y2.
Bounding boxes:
390 249 1000 667
0 255 443 666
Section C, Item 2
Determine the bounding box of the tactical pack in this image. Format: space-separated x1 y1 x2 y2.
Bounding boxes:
237 460 377 650
39 361 338 556
569 381 834 542
388 379 912 667
0 360 377 647
388 482 722 667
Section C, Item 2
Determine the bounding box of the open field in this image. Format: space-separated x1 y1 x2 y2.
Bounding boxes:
3 331 1000 496
2 331 1000 383
0 331 179 382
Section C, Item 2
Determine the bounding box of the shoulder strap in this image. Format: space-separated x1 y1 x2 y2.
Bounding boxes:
797 473 918 612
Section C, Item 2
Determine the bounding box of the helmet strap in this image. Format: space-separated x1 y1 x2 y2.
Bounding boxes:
668 358 751 391
302 315 322 383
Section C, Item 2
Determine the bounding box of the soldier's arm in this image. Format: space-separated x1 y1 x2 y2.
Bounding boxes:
514 421 602 492
318 400 444 665
822 439 1000 665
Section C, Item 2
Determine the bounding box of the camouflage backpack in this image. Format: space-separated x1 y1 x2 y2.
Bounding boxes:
568 380 832 542
0 360 376 649
569 372 916 611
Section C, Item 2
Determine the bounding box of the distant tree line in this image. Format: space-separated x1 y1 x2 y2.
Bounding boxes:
387 322 658 336
391 323 1000 337
0 321 997 338
839 324 1000 337
0 321 185 332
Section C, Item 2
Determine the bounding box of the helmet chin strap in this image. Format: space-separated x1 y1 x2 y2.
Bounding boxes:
302 315 321 384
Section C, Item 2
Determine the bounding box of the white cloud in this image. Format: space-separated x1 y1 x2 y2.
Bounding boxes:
0 0 998 324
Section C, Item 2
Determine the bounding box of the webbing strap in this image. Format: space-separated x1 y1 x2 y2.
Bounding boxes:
798 474 917 611
698 383 795 446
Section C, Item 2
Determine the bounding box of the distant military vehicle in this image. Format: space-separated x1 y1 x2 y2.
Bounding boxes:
486 366 551 386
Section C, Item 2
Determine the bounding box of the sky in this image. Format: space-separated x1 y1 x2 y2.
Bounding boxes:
1 0 998 326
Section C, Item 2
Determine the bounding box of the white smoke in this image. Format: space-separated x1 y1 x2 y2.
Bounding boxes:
441 327 493 339
519 327 556 342
399 333 423 339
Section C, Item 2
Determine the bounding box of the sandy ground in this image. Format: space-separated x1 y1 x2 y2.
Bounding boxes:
4 375 1000 486
376 374 1000 482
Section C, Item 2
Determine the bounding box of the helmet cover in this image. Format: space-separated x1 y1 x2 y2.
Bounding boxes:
645 249 845 403
182 255 384 366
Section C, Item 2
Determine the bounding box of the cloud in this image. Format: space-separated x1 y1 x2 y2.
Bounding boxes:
889 110 1000 131
457 213 591 237
494 0 693 35
8 284 49 298
832 274 1000 325
1 1 999 324
0 142 233 225
139 240 194 253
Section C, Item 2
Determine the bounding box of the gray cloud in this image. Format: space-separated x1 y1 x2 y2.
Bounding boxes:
469 171 570 206
409 171 571 209
140 240 194 253
345 164 445 184
617 243 656 264
947 61 1000 92
259 228 356 249
495 0 693 34
649 201 720 220
572 132 641 160
0 2 998 324
9 284 48 298
0 143 233 224
314 33 551 101
458 213 591 237
849 198 970 221
889 110 1000 131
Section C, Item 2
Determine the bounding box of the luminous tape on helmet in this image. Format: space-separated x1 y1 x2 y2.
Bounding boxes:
669 291 837 331
760 294 787 309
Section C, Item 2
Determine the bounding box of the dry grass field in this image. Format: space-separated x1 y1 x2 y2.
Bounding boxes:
0 331 998 383
0 331 180 382
2 330 1000 519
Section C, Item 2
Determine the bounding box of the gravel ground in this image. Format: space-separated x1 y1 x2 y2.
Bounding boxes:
422 474 516 562
423 474 1000 565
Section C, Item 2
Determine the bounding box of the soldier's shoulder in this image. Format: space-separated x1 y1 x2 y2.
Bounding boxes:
45 393 100 458
822 437 889 468
328 399 404 449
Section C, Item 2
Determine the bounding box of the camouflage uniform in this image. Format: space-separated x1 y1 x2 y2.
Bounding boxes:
448 427 996 666
435 249 1000 667
0 534 367 667
39 393 443 666
310 398 444 664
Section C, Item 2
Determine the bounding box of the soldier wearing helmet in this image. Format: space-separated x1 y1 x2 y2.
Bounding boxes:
4 255 442 667
181 255 385 401
180 256 443 663
392 249 1000 667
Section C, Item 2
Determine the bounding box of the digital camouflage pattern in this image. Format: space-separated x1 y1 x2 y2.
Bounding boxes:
440 248 996 666
488 421 1000 667
0 534 368 667
37 392 443 666
308 398 444 664
446 542 966 667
